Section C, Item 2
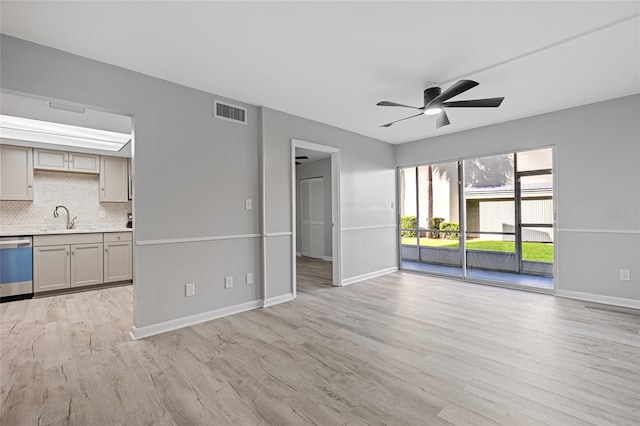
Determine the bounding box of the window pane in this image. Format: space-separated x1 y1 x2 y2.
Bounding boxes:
399 167 416 218
464 153 514 236
517 148 552 172
520 174 553 224
417 162 459 232
464 153 514 188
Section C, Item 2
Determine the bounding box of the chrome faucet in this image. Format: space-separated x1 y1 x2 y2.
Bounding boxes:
53 205 77 229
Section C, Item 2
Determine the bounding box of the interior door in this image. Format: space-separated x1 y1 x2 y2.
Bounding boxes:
301 177 325 259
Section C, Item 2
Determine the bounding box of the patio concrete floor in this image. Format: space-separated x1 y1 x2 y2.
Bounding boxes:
401 260 554 290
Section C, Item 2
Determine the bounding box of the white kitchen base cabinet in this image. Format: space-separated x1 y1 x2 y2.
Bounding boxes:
104 242 132 283
34 233 105 293
71 243 104 287
33 232 132 294
34 245 71 292
104 232 133 283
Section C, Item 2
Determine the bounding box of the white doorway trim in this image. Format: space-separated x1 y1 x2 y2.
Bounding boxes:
291 139 342 297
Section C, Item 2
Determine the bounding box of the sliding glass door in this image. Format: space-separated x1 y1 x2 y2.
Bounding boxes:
399 147 554 291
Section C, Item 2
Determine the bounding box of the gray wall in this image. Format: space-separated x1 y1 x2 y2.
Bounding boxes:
396 94 640 302
262 107 397 297
295 158 332 258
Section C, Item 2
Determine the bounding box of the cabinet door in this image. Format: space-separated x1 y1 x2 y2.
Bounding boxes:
128 158 132 200
68 153 99 174
34 149 68 171
104 241 132 283
0 145 33 200
99 156 128 202
70 243 104 287
34 245 70 292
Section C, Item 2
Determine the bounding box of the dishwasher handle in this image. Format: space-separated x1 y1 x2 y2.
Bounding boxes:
0 239 32 246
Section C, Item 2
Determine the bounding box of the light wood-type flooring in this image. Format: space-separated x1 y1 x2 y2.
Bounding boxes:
296 256 333 292
1 268 639 425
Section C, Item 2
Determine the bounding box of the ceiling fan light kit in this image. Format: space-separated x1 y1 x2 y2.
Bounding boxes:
377 79 504 129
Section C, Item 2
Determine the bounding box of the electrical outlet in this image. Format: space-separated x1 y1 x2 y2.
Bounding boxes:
390 201 394 209
185 283 195 297
225 276 233 289
99 210 106 218
619 269 630 281
245 199 253 210
246 272 254 285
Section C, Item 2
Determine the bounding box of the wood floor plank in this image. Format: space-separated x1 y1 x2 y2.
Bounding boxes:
1 262 639 425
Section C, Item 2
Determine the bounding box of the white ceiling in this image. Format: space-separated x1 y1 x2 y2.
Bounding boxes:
1 1 639 145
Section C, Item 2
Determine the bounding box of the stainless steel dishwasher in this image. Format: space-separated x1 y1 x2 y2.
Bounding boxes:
0 236 33 302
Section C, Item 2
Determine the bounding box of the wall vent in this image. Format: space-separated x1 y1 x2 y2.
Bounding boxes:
213 100 247 124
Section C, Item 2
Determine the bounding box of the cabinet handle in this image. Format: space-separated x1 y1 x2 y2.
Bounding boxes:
71 251 75 255
117 236 121 240
105 248 108 252
66 251 70 256
28 184 33 188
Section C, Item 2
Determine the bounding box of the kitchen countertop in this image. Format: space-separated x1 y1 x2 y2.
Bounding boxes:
0 228 132 237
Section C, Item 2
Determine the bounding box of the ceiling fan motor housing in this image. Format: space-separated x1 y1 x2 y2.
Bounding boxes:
424 87 441 106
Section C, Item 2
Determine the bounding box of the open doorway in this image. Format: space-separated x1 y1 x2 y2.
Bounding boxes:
291 139 341 295
0 90 135 307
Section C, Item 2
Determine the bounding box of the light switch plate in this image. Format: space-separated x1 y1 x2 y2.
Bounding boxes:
185 283 195 297
99 210 106 218
620 269 630 281
225 276 233 289
246 272 254 285
245 199 253 210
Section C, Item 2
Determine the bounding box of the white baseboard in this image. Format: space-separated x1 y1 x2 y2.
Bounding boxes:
263 292 295 307
341 266 398 286
323 256 333 262
556 290 639 309
296 252 301 257
130 299 262 339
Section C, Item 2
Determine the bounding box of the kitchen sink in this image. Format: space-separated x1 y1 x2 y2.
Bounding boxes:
38 228 97 234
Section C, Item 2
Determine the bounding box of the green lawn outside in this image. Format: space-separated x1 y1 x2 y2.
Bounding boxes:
401 237 553 263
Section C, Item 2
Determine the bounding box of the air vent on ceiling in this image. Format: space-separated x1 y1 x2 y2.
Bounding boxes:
214 100 247 124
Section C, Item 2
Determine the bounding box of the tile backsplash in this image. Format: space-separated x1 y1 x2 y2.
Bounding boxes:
0 171 131 233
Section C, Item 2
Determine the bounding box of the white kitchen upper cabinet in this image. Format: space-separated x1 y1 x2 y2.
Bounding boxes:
34 149 99 173
0 144 34 201
100 156 128 202
68 152 100 173
34 149 67 171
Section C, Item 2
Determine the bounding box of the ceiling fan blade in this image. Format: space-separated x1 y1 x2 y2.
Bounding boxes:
436 111 450 129
380 112 424 128
442 97 504 108
429 80 479 105
377 101 421 110
295 156 309 160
